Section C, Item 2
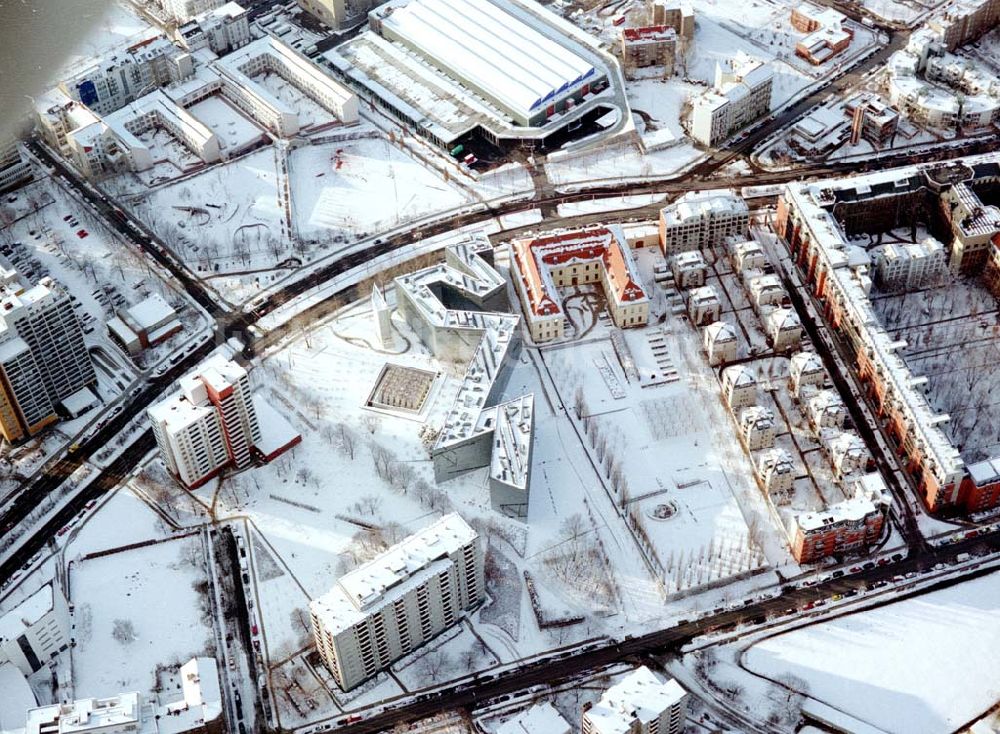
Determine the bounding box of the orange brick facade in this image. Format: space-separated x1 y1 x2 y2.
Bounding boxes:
776 193 999 516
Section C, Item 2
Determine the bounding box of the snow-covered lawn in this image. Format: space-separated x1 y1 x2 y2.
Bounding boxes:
70 534 214 698
743 571 1000 734
289 138 473 240
130 148 290 277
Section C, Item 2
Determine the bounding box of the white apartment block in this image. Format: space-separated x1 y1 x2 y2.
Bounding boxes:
297 0 376 29
0 142 32 193
159 0 227 23
703 320 738 365
23 657 222 734
875 238 946 290
582 666 688 734
740 406 776 450
27 693 150 734
789 350 825 396
61 36 195 116
0 583 71 676
807 388 847 429
148 355 262 489
767 307 803 351
671 250 707 289
177 2 251 55
214 36 359 136
0 265 96 443
729 238 766 272
746 272 785 312
690 53 773 146
309 514 484 691
686 284 722 326
722 364 757 409
70 90 221 177
659 190 749 255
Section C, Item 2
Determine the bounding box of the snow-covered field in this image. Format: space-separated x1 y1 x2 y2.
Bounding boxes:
70 534 213 698
0 169 205 477
289 138 473 241
743 571 1000 733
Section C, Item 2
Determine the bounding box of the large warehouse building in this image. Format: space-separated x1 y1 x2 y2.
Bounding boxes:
322 0 628 152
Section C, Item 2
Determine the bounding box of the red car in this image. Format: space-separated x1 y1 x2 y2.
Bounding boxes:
76 230 89 238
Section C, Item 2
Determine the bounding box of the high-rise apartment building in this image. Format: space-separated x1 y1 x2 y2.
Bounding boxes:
148 355 262 488
582 666 688 734
0 142 32 193
309 514 484 691
0 262 96 443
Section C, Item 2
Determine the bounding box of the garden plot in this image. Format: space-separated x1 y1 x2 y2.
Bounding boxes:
70 535 214 698
743 570 1000 734
289 138 473 241
130 148 292 277
870 277 1000 463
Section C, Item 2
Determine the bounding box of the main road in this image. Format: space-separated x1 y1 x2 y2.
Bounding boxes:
322 530 999 734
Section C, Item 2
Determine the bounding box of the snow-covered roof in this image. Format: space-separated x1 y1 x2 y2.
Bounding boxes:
767 307 801 331
723 364 756 387
796 493 881 532
586 667 686 734
126 293 177 332
309 514 477 635
791 351 824 375
510 225 648 321
0 583 54 645
251 395 301 459
0 662 35 731
705 320 736 342
376 0 594 121
497 703 571 734
661 189 748 227
60 387 99 416
26 693 145 734
159 658 222 734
